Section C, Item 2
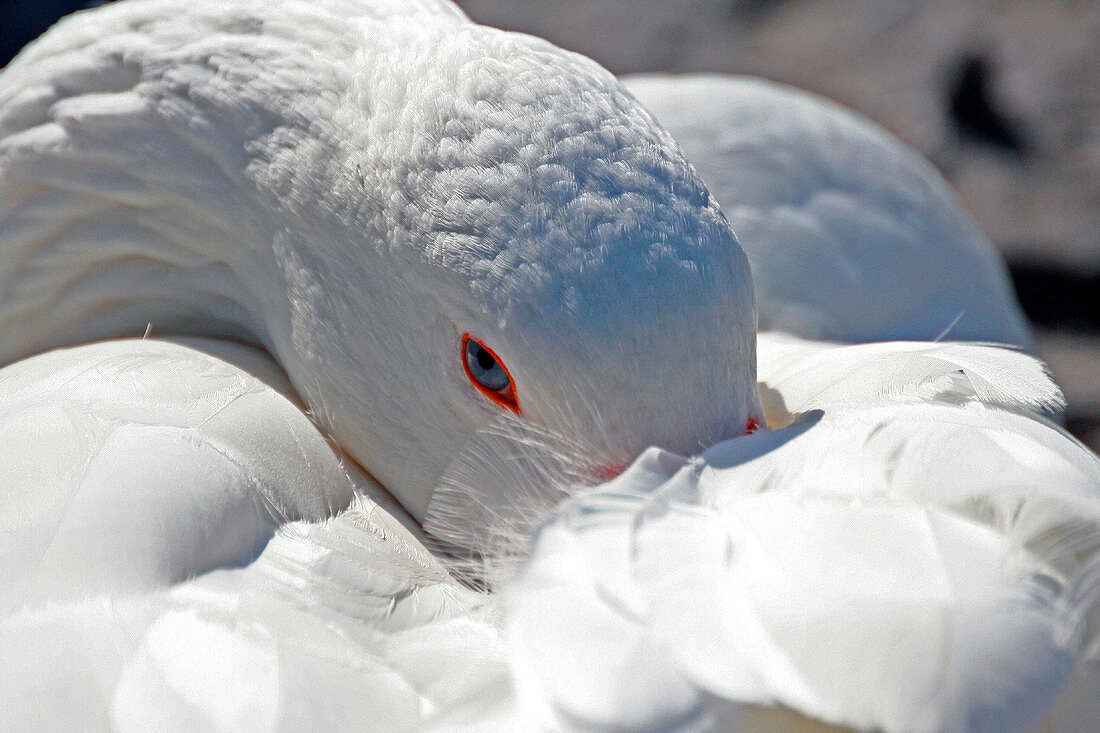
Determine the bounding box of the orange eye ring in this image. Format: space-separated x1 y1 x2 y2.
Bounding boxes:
461 333 521 414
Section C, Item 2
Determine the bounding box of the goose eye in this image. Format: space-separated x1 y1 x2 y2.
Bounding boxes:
462 334 520 413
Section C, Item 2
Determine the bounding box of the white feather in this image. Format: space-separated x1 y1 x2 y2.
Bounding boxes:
621 74 1033 350
0 340 509 731
508 339 1100 732
756 333 1064 425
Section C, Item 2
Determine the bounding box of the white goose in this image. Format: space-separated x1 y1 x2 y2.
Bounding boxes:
1 2 1097 732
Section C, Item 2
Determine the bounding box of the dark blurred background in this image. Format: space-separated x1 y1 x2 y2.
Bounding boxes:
4 0 1098 448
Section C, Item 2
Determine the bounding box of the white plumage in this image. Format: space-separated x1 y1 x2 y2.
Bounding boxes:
511 337 1100 732
1 3 1097 732
621 74 1033 350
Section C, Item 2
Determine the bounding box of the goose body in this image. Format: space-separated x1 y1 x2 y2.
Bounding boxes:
2 2 1099 732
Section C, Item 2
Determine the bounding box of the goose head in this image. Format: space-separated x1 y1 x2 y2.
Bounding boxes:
0 3 762 531
256 26 763 525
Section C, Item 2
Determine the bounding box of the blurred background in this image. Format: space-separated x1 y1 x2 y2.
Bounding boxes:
3 0 1098 448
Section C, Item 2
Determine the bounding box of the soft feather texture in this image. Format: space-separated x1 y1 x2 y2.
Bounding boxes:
9 336 1095 733
2 512 502 732
0 338 354 611
621 74 1033 350
755 333 1064 425
0 340 497 731
0 0 762 526
507 335 1100 732
1 2 1098 732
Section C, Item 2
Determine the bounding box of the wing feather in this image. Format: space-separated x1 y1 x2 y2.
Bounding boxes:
507 340 1100 732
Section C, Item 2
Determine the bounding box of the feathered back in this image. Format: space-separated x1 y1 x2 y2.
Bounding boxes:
622 74 1033 349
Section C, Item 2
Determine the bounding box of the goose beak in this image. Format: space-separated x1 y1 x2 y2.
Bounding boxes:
591 462 628 483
